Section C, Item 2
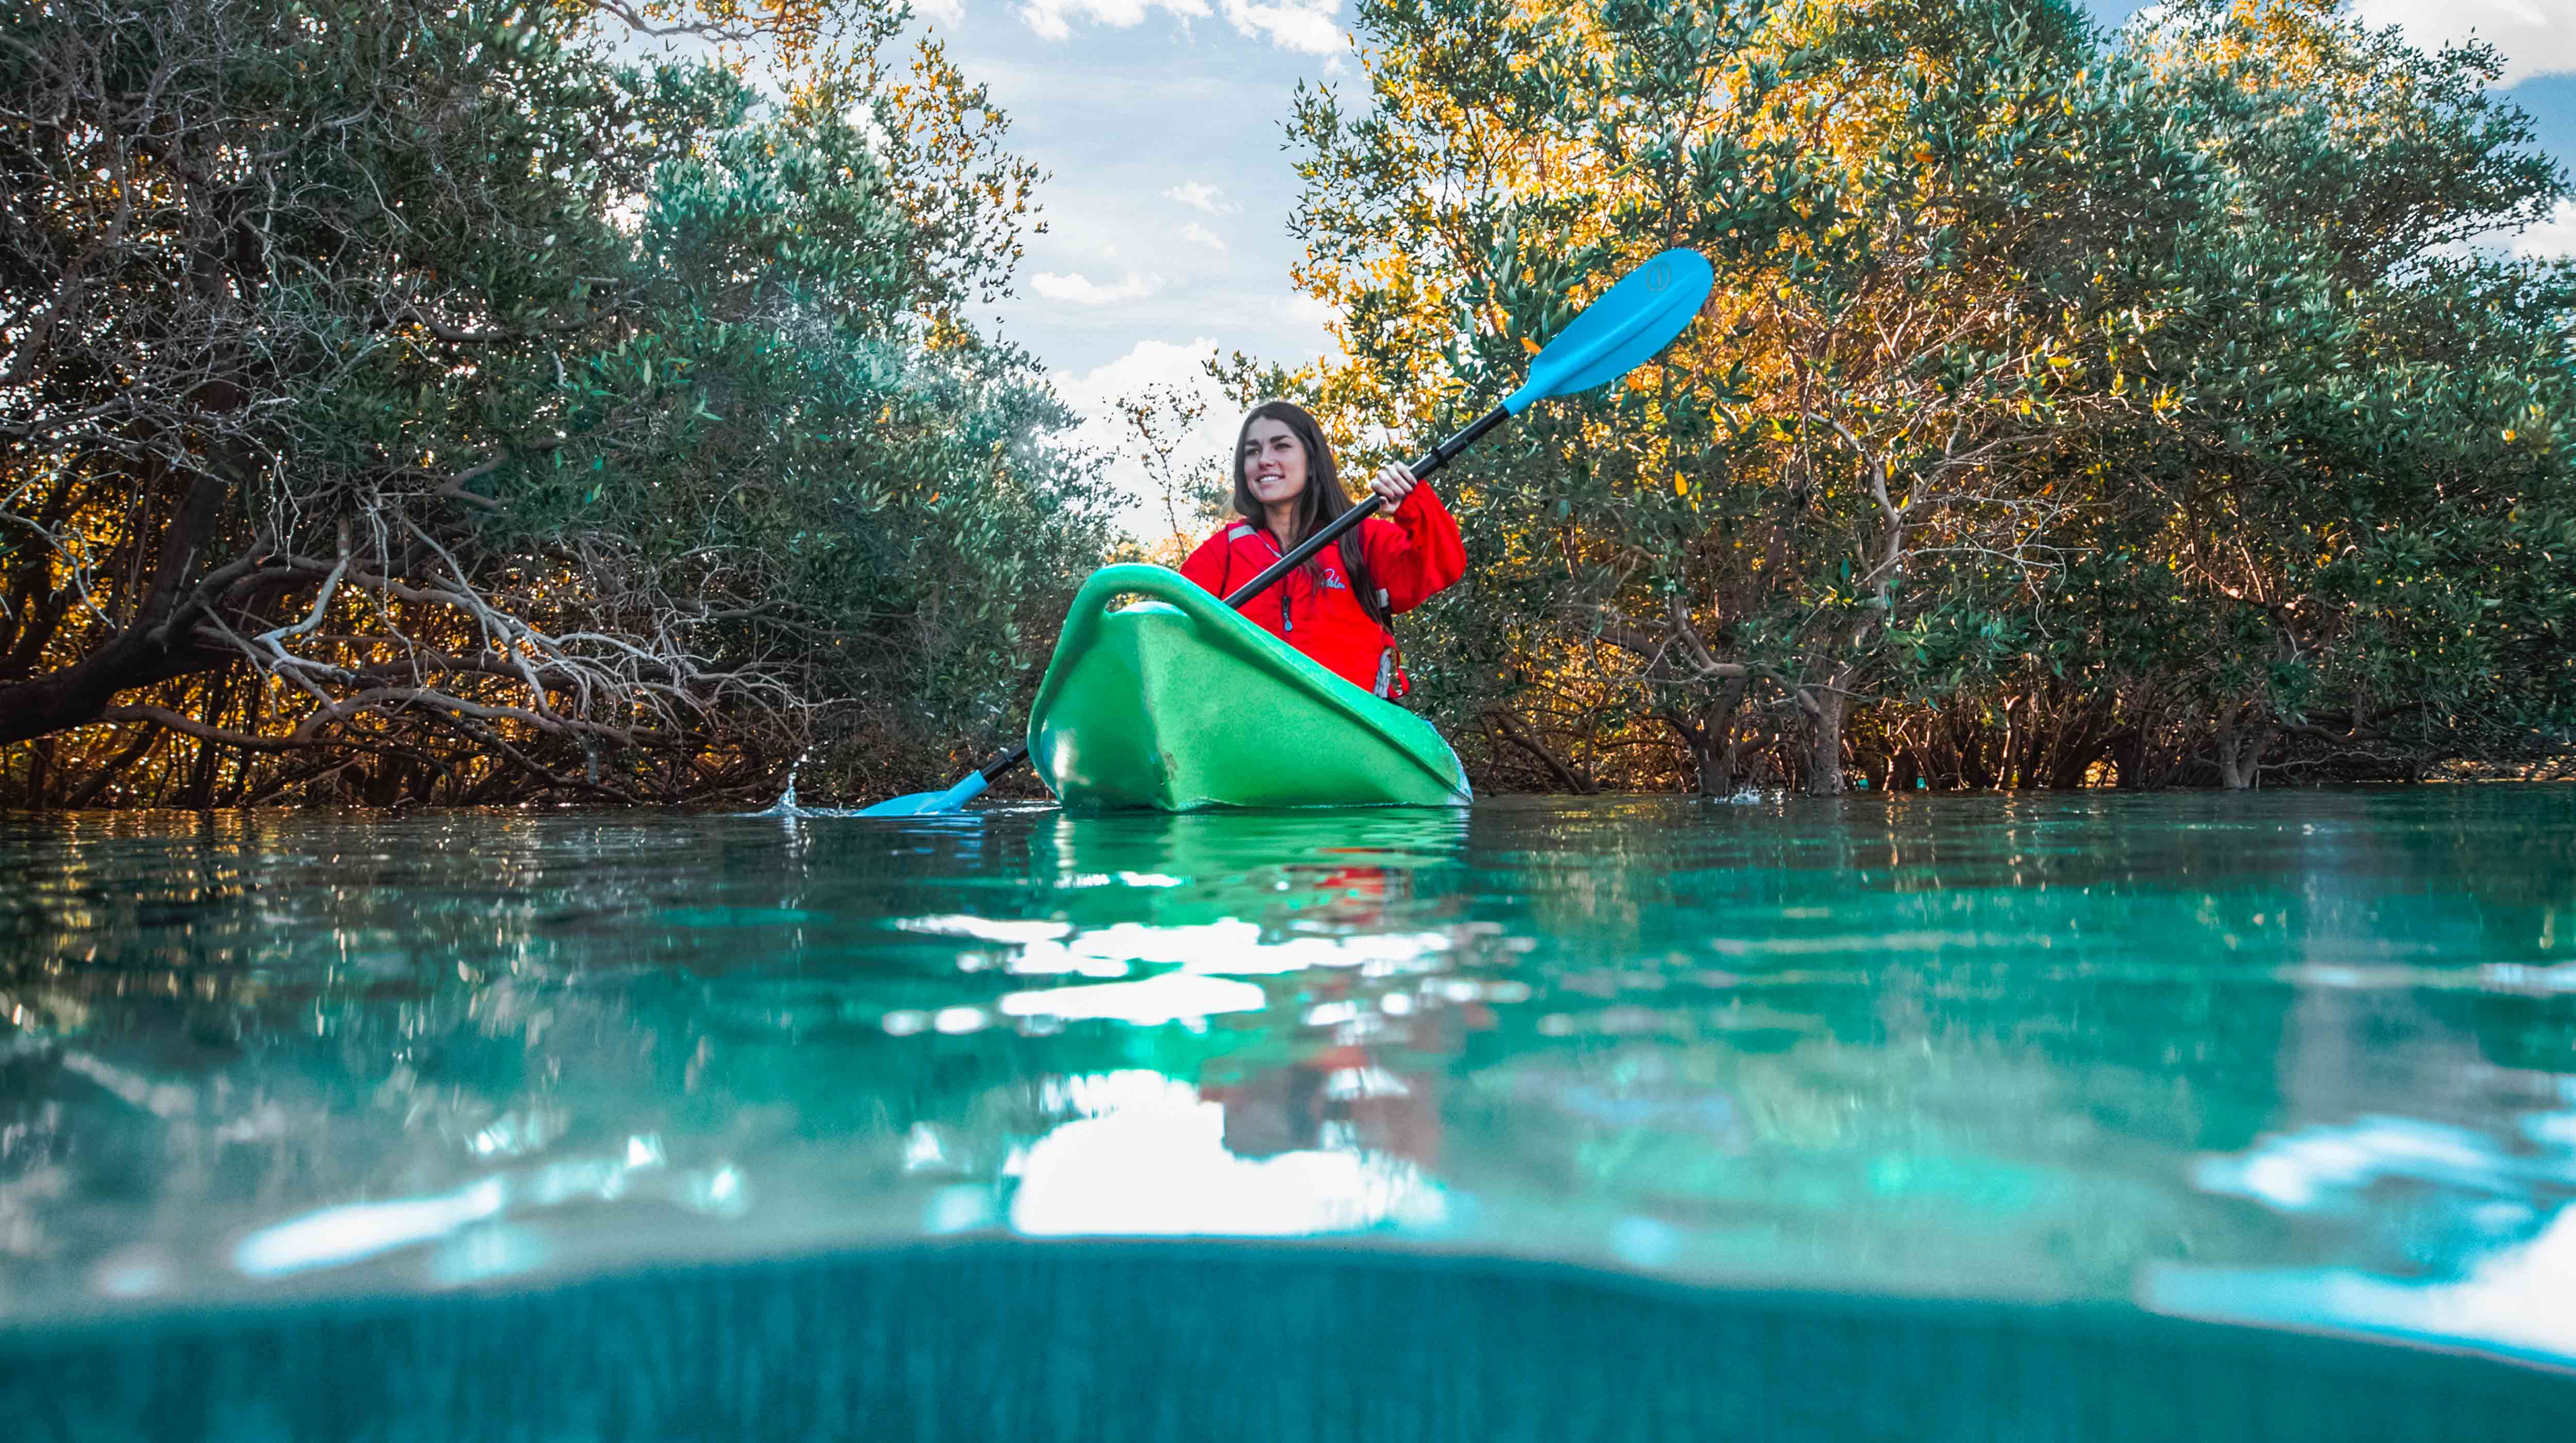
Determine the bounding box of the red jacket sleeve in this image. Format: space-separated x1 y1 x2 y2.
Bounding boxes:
1364 481 1466 613
1177 526 1234 597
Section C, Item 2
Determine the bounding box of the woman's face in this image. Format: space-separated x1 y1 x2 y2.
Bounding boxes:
1241 417 1309 508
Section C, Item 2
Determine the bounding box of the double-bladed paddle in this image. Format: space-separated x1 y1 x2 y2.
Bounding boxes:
858 246 1715 816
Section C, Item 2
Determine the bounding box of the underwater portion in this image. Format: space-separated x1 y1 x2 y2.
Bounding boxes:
3 789 2573 1373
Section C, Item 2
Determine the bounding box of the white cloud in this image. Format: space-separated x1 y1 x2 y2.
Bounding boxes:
1165 181 1240 215
2350 0 2576 87
1217 0 1346 55
1029 270 1170 305
916 0 965 25
1015 0 1346 54
2513 199 2576 259
1017 0 1208 43
1180 222 1228 251
1271 291 1335 328
1052 338 1240 539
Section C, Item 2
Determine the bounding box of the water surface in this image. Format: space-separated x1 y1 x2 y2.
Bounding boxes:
2 788 2571 1363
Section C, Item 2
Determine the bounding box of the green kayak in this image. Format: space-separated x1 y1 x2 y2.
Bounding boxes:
1025 564 1472 811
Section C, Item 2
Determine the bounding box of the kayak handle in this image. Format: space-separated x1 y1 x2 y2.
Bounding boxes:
936 403 1512 793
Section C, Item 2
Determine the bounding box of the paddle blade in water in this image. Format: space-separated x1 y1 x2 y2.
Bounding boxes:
1503 248 1714 414
857 772 990 816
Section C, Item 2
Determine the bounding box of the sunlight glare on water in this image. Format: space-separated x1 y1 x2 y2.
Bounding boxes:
1 788 2572 1366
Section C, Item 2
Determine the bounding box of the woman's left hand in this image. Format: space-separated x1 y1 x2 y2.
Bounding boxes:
1370 462 1418 509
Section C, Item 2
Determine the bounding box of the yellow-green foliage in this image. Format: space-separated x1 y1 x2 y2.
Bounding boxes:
1286 0 2576 792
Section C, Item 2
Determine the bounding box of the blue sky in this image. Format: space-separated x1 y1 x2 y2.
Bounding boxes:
905 0 2576 531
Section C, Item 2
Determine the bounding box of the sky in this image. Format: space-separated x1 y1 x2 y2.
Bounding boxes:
899 0 2576 534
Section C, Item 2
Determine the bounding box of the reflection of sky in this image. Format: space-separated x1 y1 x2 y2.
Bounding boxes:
1000 973 1267 1026
2149 1213 2576 1363
193 907 1480 1295
1004 1071 1445 1237
899 915 1463 978
2155 1093 2576 1360
227 1133 747 1284
879 915 1471 1034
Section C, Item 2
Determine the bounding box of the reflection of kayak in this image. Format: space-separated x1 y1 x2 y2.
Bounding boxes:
1026 564 1472 811
1035 809 1469 887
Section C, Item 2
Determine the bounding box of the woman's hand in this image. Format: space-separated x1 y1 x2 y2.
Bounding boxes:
1369 462 1418 509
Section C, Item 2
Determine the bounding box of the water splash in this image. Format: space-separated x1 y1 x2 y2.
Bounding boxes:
756 755 810 816
752 755 998 820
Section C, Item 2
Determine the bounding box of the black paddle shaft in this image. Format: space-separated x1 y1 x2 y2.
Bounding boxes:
1218 402 1510 610
971 402 1512 783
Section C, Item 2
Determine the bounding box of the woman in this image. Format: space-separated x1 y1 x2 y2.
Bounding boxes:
1179 400 1466 699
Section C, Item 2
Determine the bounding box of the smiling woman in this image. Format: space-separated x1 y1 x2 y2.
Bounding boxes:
1178 400 1466 699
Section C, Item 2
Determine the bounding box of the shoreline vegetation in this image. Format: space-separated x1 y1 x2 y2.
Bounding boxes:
3 0 2571 809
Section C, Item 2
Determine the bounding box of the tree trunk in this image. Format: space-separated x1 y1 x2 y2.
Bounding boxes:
1485 708 1594 794
1683 678 1747 795
0 473 237 746
23 736 55 808
2105 729 2143 790
183 677 230 810
1958 723 1996 790
2215 703 2275 791
1889 748 1921 792
65 728 163 809
2048 739 2106 790
224 679 268 806
1805 673 1853 796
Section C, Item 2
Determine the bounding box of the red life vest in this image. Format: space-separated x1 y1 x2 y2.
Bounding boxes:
1177 482 1467 697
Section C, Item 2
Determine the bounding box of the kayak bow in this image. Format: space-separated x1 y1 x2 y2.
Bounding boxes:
1026 564 1472 811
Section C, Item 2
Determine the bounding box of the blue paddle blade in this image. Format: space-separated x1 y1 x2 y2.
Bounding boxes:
1503 248 1715 414
856 771 990 816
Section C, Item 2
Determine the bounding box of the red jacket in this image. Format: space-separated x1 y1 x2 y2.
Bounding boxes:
1178 483 1466 697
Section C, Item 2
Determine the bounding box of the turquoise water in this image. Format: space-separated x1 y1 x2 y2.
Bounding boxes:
2 788 2573 1374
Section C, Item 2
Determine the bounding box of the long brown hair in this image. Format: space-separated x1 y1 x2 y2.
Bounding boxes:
1230 399 1386 628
